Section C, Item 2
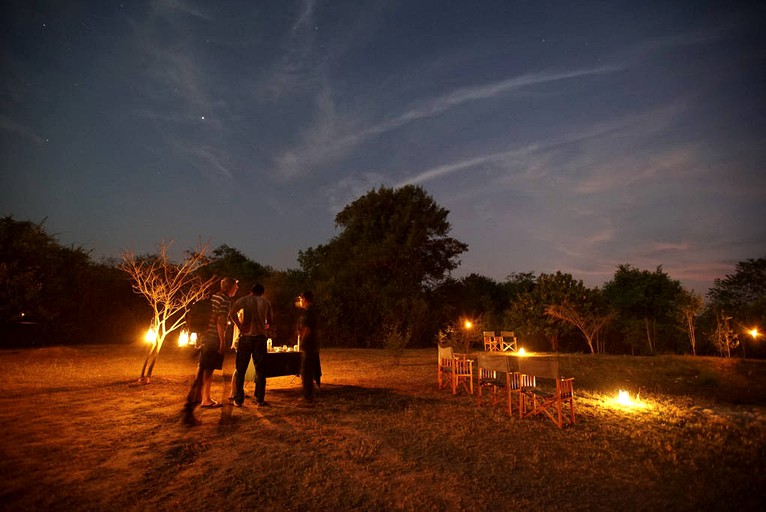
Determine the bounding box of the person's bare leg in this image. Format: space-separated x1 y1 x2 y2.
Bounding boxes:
228 371 237 401
201 370 214 405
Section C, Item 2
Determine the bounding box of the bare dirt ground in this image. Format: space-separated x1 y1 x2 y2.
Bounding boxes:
0 345 764 511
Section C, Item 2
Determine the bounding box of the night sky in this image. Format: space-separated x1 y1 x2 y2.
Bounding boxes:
2 1 764 293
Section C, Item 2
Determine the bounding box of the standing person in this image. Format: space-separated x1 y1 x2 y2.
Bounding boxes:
183 277 239 425
296 291 321 405
230 283 273 407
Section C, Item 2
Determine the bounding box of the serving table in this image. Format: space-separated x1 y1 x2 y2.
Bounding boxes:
262 350 302 378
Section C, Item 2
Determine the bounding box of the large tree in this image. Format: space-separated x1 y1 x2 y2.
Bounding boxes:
432 274 511 333
546 287 612 354
503 272 584 352
0 216 89 336
602 264 684 354
0 216 143 346
299 185 467 347
202 244 273 290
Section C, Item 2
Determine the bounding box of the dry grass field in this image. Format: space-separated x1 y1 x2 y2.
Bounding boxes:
0 344 764 511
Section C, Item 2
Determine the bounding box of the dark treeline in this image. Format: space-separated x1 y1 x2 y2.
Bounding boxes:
2 186 764 358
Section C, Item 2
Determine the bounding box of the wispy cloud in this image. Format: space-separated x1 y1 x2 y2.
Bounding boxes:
183 144 234 179
259 0 321 98
272 85 350 180
363 66 619 139
131 0 238 178
149 0 214 21
396 112 634 188
0 115 45 145
397 99 690 194
276 64 621 182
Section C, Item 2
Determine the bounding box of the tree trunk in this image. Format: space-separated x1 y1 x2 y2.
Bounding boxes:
146 338 166 379
139 344 159 382
688 316 696 356
584 334 595 354
644 317 654 353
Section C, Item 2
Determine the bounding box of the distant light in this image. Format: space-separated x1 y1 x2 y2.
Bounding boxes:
464 320 473 329
749 328 760 339
518 347 526 355
200 116 205 120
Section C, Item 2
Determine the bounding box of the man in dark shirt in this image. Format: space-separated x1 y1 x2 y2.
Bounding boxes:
296 291 321 405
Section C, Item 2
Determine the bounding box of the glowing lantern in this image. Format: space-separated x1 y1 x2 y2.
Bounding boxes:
178 330 190 347
749 328 760 339
518 347 526 356
144 327 157 345
464 320 473 330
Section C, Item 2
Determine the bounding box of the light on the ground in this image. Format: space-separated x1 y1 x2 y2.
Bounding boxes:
608 389 648 411
617 389 631 405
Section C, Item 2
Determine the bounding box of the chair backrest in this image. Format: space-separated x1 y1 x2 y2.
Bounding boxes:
499 331 517 351
517 358 560 380
477 353 507 374
438 344 454 362
483 331 500 351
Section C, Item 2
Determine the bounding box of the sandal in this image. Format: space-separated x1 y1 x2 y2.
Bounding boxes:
200 400 221 408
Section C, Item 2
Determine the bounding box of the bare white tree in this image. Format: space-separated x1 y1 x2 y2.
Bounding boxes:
545 303 612 354
712 312 739 358
120 240 217 382
678 288 704 356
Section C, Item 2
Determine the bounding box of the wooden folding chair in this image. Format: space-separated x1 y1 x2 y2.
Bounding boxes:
499 331 517 352
518 358 575 428
506 356 535 418
477 353 510 414
483 331 500 351
452 352 474 395
437 345 454 391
